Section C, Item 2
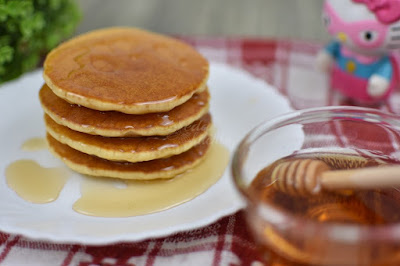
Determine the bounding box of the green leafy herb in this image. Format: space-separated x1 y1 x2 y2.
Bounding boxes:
0 0 81 83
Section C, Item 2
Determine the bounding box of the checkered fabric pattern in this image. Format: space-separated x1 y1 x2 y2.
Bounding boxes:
2 37 400 266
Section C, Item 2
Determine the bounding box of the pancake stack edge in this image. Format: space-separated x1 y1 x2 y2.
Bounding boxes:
39 27 212 180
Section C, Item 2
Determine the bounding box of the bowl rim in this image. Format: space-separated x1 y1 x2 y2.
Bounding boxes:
231 105 400 242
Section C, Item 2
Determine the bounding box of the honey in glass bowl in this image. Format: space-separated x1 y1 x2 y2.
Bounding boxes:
250 152 400 265
232 106 400 266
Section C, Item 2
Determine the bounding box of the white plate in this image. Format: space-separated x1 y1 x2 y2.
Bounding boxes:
0 62 293 245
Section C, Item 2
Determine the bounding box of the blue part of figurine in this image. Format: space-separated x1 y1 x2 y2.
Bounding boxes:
324 41 392 80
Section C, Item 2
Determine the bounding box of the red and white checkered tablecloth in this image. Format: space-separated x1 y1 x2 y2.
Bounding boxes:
2 37 400 266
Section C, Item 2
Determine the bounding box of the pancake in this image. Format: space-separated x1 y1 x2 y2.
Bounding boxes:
39 84 210 137
46 134 211 180
45 113 211 163
43 27 209 114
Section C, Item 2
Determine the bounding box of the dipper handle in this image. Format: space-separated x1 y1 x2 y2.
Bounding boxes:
271 159 400 195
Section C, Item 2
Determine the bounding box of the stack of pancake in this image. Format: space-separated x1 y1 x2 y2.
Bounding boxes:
39 27 212 180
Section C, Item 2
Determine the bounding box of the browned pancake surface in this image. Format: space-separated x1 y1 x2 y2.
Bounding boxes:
43 27 209 114
39 84 210 137
47 134 211 179
45 113 211 162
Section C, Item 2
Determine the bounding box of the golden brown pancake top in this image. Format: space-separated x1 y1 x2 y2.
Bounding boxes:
39 84 210 137
43 27 209 114
47 134 211 174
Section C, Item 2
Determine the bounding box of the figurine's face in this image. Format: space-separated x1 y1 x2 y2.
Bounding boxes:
323 0 400 55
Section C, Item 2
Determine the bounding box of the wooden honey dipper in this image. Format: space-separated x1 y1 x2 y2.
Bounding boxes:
271 159 400 195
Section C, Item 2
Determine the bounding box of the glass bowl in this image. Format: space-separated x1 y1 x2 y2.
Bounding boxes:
232 106 400 265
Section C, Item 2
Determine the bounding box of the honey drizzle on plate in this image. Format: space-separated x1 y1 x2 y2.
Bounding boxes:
7 137 229 217
73 142 229 217
5 159 69 203
21 137 47 151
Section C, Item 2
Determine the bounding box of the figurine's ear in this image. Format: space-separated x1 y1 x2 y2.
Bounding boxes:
353 0 400 24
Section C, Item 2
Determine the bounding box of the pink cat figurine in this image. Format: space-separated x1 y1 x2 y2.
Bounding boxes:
316 0 400 105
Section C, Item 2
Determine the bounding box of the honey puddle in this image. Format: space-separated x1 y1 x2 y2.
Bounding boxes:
5 160 69 203
73 142 229 217
21 137 47 151
7 137 229 217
